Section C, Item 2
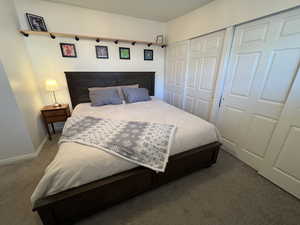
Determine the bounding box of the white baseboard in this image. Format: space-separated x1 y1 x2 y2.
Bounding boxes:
0 136 48 166
34 136 48 157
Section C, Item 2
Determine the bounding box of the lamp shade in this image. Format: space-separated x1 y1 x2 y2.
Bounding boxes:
45 80 58 91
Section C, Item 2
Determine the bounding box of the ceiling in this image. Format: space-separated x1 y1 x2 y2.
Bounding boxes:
44 0 214 22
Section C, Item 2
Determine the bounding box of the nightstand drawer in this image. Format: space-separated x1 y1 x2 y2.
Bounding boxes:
43 109 66 117
42 104 70 140
46 115 67 123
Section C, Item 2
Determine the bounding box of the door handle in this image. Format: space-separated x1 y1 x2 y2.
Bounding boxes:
219 96 224 108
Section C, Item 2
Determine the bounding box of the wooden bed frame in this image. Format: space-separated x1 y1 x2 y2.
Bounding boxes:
33 71 221 225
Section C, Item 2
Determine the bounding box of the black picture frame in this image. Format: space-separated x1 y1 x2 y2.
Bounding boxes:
60 43 77 58
144 49 153 61
26 13 48 32
119 47 130 60
95 46 109 59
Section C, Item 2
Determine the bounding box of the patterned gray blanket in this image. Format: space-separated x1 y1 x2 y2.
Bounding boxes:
59 116 176 172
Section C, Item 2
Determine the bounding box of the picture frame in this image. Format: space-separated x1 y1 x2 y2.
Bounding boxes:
95 46 109 59
156 35 164 44
26 13 48 32
144 49 153 61
60 43 77 58
119 47 130 60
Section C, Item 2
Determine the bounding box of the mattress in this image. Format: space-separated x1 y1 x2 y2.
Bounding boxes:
31 98 218 206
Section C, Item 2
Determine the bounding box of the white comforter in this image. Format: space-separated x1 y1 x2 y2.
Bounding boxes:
31 98 218 206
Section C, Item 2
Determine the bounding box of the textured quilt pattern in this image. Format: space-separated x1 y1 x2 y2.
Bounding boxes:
59 116 176 172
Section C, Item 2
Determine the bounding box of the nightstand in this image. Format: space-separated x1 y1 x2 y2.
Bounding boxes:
41 104 71 140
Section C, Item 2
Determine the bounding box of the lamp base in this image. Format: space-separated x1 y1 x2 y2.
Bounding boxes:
53 103 61 107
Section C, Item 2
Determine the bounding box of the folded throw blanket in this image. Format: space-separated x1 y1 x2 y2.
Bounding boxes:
59 116 176 172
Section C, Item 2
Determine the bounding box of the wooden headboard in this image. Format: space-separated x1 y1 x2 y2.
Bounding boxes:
65 71 155 108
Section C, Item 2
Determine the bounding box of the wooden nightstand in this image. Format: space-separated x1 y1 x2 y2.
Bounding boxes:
41 104 71 140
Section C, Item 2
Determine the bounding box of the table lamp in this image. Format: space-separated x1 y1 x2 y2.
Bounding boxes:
46 80 61 107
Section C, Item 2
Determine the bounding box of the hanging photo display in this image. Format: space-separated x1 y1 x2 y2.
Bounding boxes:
53 38 161 60
119 47 131 60
95 46 109 59
60 43 77 58
144 49 153 61
156 35 164 44
26 13 48 32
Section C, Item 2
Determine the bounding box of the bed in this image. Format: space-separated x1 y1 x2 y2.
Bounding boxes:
33 71 221 225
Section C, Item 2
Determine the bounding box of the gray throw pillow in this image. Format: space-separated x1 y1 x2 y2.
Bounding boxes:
88 84 139 101
122 87 151 103
89 88 122 106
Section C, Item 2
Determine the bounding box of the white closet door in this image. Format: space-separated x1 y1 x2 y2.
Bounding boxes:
218 8 300 170
259 68 300 199
164 41 188 108
184 30 225 120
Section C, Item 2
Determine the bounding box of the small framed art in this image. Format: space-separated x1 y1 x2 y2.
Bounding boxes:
60 43 77 58
156 35 164 44
95 46 109 59
26 13 48 32
119 47 130 60
144 49 153 61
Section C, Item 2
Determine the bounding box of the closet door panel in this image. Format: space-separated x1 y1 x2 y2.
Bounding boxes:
164 60 174 105
238 21 270 50
260 49 300 103
184 30 225 120
229 53 261 98
218 7 300 170
173 93 183 108
165 41 188 109
242 115 277 158
276 13 300 44
254 49 300 118
184 96 194 113
194 99 211 119
275 127 300 177
164 90 172 105
203 34 223 54
260 68 300 199
190 37 204 52
219 106 246 152
199 57 218 90
175 60 186 87
186 58 198 88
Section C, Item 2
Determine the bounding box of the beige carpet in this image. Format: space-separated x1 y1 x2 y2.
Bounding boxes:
0 134 299 225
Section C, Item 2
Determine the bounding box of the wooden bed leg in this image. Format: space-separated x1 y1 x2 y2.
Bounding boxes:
37 207 57 225
211 148 220 164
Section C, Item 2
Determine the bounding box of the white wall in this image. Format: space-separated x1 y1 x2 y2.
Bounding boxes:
0 0 45 151
0 62 36 161
167 0 300 43
15 0 167 106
